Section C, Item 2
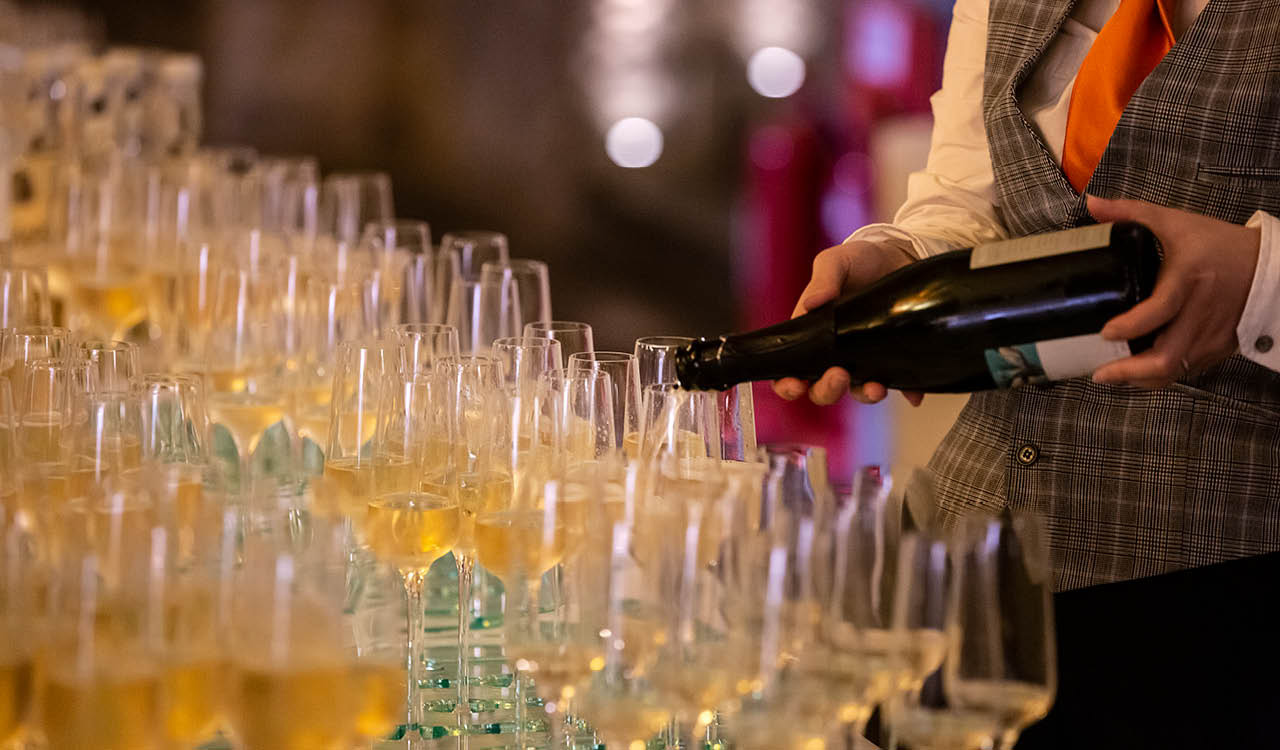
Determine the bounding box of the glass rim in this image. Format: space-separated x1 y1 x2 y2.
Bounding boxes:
439 229 508 245
393 322 459 336
568 350 635 364
635 335 694 349
524 320 591 333
491 336 560 350
479 258 547 273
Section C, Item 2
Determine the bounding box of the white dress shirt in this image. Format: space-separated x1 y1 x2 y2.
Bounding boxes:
849 0 1280 373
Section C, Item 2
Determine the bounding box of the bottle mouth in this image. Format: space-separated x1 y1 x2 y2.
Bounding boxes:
673 337 726 391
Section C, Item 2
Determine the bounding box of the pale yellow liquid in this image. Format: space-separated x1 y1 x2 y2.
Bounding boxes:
18 465 69 511
651 644 744 711
42 670 161 750
506 642 604 703
231 664 355 750
0 658 34 742
576 693 671 747
372 454 419 495
323 457 374 516
162 658 227 743
456 472 513 552
898 627 948 692
893 707 1002 750
622 428 706 461
18 415 64 464
67 269 149 340
291 383 332 445
208 392 284 454
947 679 1053 732
473 510 567 582
364 492 460 571
205 368 250 394
352 663 405 739
796 630 900 725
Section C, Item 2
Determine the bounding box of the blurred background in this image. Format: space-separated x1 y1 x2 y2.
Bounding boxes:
1 0 968 480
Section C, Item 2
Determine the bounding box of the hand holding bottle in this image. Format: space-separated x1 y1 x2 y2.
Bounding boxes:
772 239 924 406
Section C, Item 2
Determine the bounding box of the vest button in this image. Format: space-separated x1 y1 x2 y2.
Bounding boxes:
1016 444 1040 466
1256 335 1274 354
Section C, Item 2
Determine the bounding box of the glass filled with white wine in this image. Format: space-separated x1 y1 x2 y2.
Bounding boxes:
42 489 166 750
323 338 396 517
364 370 462 743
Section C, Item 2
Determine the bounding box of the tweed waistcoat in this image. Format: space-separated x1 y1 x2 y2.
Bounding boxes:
928 0 1280 590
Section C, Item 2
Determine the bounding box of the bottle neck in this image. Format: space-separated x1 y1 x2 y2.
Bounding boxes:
675 306 837 390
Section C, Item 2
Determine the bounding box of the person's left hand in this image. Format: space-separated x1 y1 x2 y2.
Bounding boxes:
1087 195 1261 388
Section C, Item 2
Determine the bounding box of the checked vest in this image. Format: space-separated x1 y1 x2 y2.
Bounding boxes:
927 0 1280 590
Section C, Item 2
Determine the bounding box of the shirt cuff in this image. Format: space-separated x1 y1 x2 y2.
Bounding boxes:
845 223 956 259
1237 211 1280 372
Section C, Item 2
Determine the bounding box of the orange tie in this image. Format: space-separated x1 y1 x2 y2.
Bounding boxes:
1061 0 1176 192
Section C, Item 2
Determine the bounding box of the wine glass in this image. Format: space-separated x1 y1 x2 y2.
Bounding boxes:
362 219 434 327
440 230 509 282
880 531 953 750
446 276 521 355
75 338 140 393
322 339 396 517
364 371 462 744
67 393 144 500
523 320 594 361
0 325 71 415
634 336 691 388
480 259 551 327
42 490 166 750
803 465 899 740
0 507 35 745
634 335 757 461
491 336 562 394
545 369 617 465
229 513 366 750
943 512 1056 749
320 171 393 244
637 383 716 461
15 357 75 515
569 351 641 454
0 379 19 525
290 275 366 463
0 266 52 328
203 267 291 494
253 155 320 242
395 322 461 378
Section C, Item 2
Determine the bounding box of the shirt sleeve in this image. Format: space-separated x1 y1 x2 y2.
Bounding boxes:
1237 210 1280 373
847 0 1010 258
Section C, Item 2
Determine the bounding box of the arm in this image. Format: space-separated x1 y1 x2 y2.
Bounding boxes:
777 0 1008 405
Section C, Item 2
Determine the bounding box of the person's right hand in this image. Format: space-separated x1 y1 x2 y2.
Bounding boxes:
772 238 925 406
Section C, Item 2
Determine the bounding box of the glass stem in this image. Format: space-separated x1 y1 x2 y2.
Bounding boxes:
456 552 474 750
514 576 541 750
404 567 427 745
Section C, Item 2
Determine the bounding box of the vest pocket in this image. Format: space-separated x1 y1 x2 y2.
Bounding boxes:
1195 162 1280 185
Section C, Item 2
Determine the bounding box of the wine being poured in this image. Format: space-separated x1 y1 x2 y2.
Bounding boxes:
675 222 1161 393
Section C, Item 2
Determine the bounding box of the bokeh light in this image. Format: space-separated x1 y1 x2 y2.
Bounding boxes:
605 116 664 168
747 46 806 98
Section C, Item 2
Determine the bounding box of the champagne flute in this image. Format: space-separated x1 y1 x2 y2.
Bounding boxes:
804 465 899 739
42 490 165 750
637 383 716 461
0 512 35 744
446 276 521 355
362 219 434 326
16 357 75 516
634 335 756 461
569 351 641 453
523 320 594 361
229 514 364 750
0 266 52 328
0 325 71 415
67 393 144 500
290 275 366 462
320 171 393 244
75 338 139 393
479 259 551 327
944 512 1056 749
545 368 617 464
365 371 462 744
323 339 395 517
440 230 509 282
491 336 562 394
203 267 290 494
395 322 461 378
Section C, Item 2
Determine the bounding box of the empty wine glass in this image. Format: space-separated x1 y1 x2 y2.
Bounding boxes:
446 275 521 355
363 219 435 326
943 512 1056 750
320 171 393 244
637 383 716 461
634 336 691 388
440 230 509 282
1 325 71 414
491 336 562 394
395 322 460 378
569 351 641 454
0 266 52 328
75 338 139 393
523 320 593 361
480 259 550 327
